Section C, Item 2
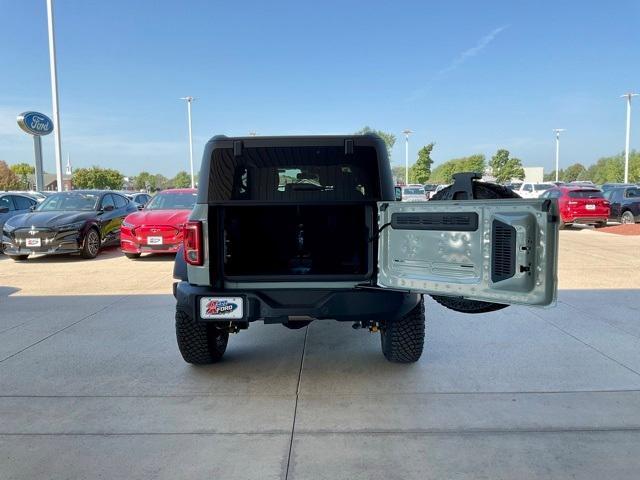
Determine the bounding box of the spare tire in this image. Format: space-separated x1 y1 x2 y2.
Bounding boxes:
429 180 518 314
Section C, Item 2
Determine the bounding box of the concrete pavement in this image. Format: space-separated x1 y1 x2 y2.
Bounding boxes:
1 229 639 479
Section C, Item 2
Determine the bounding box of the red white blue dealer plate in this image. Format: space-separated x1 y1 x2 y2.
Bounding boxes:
200 297 244 319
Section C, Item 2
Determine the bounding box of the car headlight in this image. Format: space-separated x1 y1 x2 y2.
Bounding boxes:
3 222 16 234
122 220 135 228
57 221 85 232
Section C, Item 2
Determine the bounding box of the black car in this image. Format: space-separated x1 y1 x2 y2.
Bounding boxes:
603 186 640 224
1 190 137 260
0 193 39 252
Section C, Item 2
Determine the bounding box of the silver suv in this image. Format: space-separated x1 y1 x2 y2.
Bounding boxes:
173 135 558 364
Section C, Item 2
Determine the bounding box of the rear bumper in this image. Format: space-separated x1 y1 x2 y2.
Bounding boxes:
173 281 421 324
562 215 608 224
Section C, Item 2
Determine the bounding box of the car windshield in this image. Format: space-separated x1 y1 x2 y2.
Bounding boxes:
37 193 99 211
145 192 197 210
403 188 425 195
534 184 553 191
568 189 603 199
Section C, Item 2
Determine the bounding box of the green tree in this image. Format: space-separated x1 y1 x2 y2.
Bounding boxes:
586 155 624 184
134 171 156 191
354 126 396 160
172 171 192 188
0 161 21 190
489 149 525 183
409 143 435 183
391 165 405 183
430 154 486 183
9 162 35 189
72 166 124 190
544 169 563 182
561 163 586 182
10 163 34 176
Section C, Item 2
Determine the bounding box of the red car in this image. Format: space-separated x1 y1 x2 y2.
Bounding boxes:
120 189 197 258
540 186 610 228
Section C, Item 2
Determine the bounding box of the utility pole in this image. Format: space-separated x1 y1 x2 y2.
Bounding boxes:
46 0 64 191
621 93 638 184
552 129 565 182
402 129 413 185
180 96 195 188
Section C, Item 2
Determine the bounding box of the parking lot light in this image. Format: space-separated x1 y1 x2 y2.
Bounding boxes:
621 93 638 184
552 129 565 182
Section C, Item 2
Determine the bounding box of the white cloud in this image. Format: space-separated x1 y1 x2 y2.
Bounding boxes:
408 25 509 101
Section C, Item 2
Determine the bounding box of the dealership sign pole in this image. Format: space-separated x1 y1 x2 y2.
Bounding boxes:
46 0 64 192
17 112 54 191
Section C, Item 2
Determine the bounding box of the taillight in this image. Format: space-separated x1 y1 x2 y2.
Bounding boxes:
567 201 578 205
183 221 203 266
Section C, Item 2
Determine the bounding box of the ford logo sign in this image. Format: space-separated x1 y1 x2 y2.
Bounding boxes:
17 111 54 136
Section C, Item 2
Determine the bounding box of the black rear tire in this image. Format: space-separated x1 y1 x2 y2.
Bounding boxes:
8 254 29 261
429 180 514 314
175 309 229 364
80 228 101 259
381 297 425 363
124 252 141 259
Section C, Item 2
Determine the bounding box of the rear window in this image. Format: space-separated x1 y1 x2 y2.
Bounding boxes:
568 189 604 199
625 188 640 198
209 145 380 201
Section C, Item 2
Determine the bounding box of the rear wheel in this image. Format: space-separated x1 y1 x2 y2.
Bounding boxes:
80 228 101 259
124 252 141 259
621 211 635 224
8 255 29 261
175 309 229 364
380 297 425 363
429 180 514 314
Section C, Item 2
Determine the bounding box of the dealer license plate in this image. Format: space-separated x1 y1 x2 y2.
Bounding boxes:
25 238 41 247
585 204 596 210
147 236 163 245
200 297 244 319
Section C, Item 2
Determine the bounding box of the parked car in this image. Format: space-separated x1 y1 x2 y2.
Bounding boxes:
540 186 610 228
513 182 554 198
120 188 197 258
423 183 438 199
172 135 558 365
601 183 636 194
603 186 640 224
1 190 137 260
397 185 426 202
121 192 152 210
0 193 39 252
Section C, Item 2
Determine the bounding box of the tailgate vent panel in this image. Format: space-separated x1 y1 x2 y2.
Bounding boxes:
491 220 516 282
391 212 478 231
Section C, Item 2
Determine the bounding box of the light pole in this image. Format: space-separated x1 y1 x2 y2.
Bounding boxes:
46 0 64 191
179 96 195 188
402 129 413 185
552 129 565 182
621 93 638 184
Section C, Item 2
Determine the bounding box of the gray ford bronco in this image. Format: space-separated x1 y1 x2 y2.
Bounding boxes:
173 135 558 364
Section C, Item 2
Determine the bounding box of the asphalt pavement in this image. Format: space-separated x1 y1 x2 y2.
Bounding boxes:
1 228 639 479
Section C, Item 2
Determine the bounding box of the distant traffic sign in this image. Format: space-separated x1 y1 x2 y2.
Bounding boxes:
17 111 54 136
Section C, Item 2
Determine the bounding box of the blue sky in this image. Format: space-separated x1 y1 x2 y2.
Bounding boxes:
1 0 639 177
